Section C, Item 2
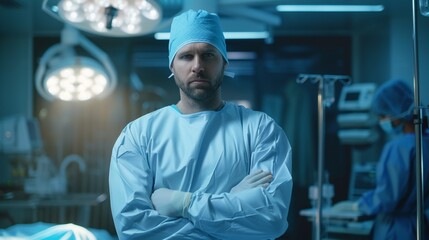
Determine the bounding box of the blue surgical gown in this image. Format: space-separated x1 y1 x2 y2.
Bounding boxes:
358 131 429 240
109 102 293 240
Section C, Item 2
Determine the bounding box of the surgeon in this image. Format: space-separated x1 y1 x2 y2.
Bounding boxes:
109 9 293 240
333 79 429 239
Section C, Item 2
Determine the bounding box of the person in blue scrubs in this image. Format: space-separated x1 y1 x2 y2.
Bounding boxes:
109 9 293 240
334 79 429 239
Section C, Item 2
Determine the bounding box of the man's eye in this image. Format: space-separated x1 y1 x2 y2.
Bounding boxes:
204 53 215 58
179 54 193 60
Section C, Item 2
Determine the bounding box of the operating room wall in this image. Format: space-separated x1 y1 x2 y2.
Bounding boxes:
0 35 33 119
388 7 429 105
352 3 429 106
353 18 390 86
0 34 34 184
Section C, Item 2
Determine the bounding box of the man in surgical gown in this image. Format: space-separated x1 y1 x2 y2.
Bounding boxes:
109 9 293 240
334 79 429 239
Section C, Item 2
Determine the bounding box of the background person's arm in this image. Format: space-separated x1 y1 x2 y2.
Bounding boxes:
358 139 413 215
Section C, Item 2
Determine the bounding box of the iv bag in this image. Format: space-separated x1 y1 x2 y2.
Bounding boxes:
323 80 335 107
420 0 429 16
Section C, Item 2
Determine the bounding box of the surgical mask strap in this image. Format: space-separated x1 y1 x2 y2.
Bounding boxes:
379 119 404 135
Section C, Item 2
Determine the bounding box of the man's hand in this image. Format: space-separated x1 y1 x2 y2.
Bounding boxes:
151 188 191 217
230 170 273 194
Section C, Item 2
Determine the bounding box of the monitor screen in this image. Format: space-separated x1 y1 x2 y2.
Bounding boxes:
338 83 377 111
345 91 360 101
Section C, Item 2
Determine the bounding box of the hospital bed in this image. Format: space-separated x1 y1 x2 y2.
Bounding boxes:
0 192 114 239
0 222 117 240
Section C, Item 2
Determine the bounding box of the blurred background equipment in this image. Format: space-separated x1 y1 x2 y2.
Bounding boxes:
0 116 43 154
0 116 44 190
337 83 379 145
296 74 352 240
0 115 105 229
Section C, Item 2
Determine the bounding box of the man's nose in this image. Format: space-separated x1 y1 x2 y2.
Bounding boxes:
191 57 204 74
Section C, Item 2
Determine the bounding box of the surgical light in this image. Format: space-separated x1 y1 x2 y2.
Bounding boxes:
43 0 162 37
35 26 117 101
43 57 109 101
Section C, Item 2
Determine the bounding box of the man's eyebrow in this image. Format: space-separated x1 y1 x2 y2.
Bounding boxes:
177 49 196 56
178 48 218 55
201 46 218 52
177 50 191 55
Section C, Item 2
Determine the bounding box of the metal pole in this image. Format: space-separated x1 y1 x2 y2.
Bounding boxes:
411 0 425 239
296 74 351 240
315 79 325 240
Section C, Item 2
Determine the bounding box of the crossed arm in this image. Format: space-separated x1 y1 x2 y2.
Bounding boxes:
111 165 290 239
151 170 273 217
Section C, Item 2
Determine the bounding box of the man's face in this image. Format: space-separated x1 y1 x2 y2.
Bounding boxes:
170 42 226 102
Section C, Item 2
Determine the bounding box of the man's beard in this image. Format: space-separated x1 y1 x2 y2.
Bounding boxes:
175 72 223 102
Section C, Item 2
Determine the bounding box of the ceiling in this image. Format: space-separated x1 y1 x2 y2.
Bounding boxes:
0 0 410 38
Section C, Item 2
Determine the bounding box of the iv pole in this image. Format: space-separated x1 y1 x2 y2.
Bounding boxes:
411 0 426 239
297 74 351 240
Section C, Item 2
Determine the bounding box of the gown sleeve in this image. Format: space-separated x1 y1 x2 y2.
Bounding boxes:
358 138 413 215
109 125 213 240
185 115 293 240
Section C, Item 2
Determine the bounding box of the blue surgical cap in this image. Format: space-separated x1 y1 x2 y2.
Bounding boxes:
168 9 228 67
372 79 414 121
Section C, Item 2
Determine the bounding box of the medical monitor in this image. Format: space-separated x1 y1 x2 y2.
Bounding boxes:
0 116 43 154
338 83 377 111
348 163 377 200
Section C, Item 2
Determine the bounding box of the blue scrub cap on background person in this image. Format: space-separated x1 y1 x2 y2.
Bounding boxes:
168 9 228 67
372 79 414 121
